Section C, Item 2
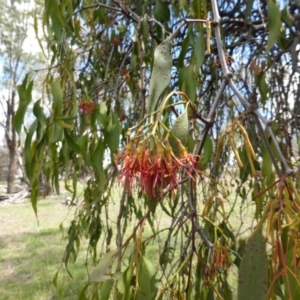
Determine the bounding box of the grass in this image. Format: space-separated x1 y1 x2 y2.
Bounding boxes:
0 180 255 300
0 196 87 300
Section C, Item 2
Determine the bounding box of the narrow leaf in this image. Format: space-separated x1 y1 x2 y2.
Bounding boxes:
51 79 63 118
14 75 33 134
64 130 81 153
99 279 113 300
199 135 213 168
266 1 282 51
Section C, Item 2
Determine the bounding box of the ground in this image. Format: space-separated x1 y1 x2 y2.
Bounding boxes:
0 191 85 300
0 179 256 299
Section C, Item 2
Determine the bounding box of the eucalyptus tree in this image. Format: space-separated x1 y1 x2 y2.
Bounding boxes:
0 0 44 193
17 0 300 299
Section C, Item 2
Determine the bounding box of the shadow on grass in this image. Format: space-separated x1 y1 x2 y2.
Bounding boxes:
0 229 87 300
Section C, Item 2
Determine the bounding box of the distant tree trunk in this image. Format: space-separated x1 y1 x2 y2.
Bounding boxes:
17 150 30 186
5 90 17 194
7 145 17 194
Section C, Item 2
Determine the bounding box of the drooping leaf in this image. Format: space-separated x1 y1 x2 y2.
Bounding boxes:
244 0 255 20
179 64 197 103
99 279 114 300
117 265 132 297
238 230 268 300
64 130 81 154
192 0 207 18
178 27 192 68
153 0 170 23
238 145 250 183
51 79 63 118
33 100 46 143
266 1 282 52
281 6 294 27
199 135 213 168
90 249 120 282
137 255 158 300
49 121 64 143
24 120 38 182
140 17 149 47
169 107 189 155
194 29 205 71
146 36 173 113
261 144 274 185
284 248 300 300
104 112 121 155
14 75 33 135
255 72 268 106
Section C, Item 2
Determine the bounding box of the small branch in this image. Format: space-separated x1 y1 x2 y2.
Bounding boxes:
73 3 121 16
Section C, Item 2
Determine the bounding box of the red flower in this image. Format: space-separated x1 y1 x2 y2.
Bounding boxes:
115 140 198 199
78 100 96 114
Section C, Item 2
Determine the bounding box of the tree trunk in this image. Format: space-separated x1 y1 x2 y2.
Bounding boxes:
5 90 17 194
7 145 17 194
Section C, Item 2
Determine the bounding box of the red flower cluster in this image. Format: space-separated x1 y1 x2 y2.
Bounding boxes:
78 100 96 115
115 140 198 199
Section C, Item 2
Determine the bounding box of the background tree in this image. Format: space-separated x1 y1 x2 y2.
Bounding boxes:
0 0 44 193
17 0 300 299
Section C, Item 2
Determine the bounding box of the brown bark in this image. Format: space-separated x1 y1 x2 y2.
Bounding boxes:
5 90 17 194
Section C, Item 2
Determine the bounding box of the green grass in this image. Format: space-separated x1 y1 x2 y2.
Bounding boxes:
0 181 255 300
0 197 87 300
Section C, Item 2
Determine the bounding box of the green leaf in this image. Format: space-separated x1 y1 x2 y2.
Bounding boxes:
90 249 120 282
137 256 158 300
52 270 59 288
238 145 250 183
153 0 170 23
194 29 205 71
255 72 268 106
178 29 191 68
97 102 108 126
199 135 213 168
179 64 197 102
117 265 132 296
192 0 207 18
146 36 173 113
169 108 189 155
244 0 255 20
24 120 38 182
14 75 33 135
266 1 282 52
92 139 104 186
283 248 300 299
99 279 113 300
281 6 294 27
33 100 45 123
33 100 46 143
77 282 90 300
105 112 120 155
49 121 64 143
64 130 81 153
238 230 268 300
261 144 274 185
51 79 63 118
140 17 149 47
